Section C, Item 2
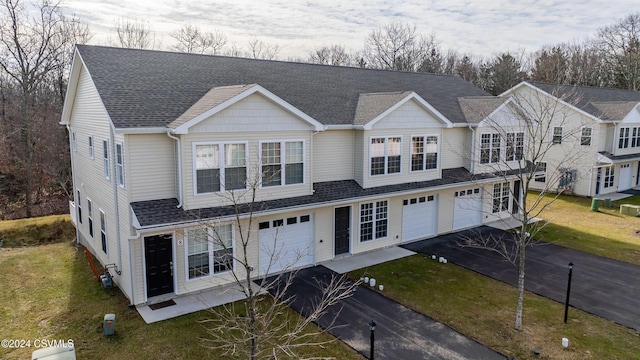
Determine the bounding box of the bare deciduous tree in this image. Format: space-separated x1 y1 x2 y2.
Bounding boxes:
110 17 158 49
595 13 640 90
193 160 358 359
170 25 227 55
0 0 90 218
458 86 589 330
247 37 280 60
308 44 352 66
364 21 440 72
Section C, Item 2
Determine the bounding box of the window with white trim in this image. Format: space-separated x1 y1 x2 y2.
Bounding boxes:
534 162 547 182
116 142 125 187
619 127 630 149
103 140 110 179
87 199 94 238
88 136 94 159
187 224 233 279
360 200 388 242
194 143 247 193
261 141 303 187
632 127 640 147
552 127 563 144
492 182 510 213
76 189 82 225
581 127 592 146
506 132 524 161
99 210 107 254
370 137 401 175
71 131 77 152
411 135 438 171
604 166 614 188
480 133 501 164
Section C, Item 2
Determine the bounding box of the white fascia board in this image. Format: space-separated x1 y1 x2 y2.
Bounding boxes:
173 84 325 134
115 127 169 134
59 50 83 125
363 92 454 130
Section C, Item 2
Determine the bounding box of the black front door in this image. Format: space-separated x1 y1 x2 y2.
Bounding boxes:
334 206 350 256
145 234 174 298
512 180 521 214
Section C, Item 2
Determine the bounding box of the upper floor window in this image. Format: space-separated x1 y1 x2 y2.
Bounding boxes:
506 132 524 161
480 133 501 164
187 224 233 279
411 136 438 171
619 127 630 149
633 128 640 147
581 127 592 146
261 141 303 187
370 137 401 176
492 182 510 213
88 136 94 159
195 143 247 193
552 127 563 144
103 140 110 179
116 142 125 188
360 200 388 242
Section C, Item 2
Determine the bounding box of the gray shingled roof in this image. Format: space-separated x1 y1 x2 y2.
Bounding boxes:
590 102 639 121
131 168 523 228
76 45 490 128
530 82 640 120
458 97 509 123
353 91 413 125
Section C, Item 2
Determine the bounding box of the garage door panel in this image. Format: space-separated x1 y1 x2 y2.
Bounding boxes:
453 188 483 231
619 164 632 191
259 216 314 276
402 195 438 242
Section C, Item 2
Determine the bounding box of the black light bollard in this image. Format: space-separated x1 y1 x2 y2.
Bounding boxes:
564 262 574 323
368 320 376 360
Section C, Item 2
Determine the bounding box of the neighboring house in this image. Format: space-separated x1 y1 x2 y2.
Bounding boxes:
62 45 527 306
502 82 640 197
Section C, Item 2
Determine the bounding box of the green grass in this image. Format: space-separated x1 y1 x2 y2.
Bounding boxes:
0 214 75 247
350 255 640 360
531 193 640 265
0 240 362 359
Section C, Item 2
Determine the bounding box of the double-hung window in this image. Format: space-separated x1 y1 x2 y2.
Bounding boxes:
76 190 82 225
370 137 401 175
261 141 303 187
534 162 547 182
195 143 248 193
604 167 615 188
99 210 107 254
552 127 563 144
506 132 524 161
619 127 630 149
116 143 125 187
103 140 110 179
88 136 94 159
187 224 234 279
480 133 501 164
492 182 510 213
633 127 640 148
87 199 94 238
581 128 592 146
360 200 388 242
411 135 438 171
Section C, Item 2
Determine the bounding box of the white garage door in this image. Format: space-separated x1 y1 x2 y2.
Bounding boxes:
402 195 438 242
619 163 632 191
453 188 483 231
258 214 314 276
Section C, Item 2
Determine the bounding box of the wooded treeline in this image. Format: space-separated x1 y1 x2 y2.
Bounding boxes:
1 0 639 219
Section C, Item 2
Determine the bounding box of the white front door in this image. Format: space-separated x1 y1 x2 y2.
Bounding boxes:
453 188 483 230
402 195 438 242
258 214 314 276
619 163 632 190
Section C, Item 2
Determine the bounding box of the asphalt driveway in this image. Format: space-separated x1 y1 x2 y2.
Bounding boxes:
402 226 640 331
260 266 505 360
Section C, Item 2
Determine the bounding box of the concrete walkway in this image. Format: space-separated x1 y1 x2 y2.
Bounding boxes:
322 246 415 274
263 266 505 359
402 226 640 331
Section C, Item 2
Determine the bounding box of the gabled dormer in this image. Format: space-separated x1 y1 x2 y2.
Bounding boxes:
353 91 454 188
168 84 325 210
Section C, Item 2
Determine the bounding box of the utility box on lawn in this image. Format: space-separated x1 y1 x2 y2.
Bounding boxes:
103 313 116 336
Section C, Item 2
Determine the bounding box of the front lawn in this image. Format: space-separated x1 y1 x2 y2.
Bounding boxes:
0 239 362 359
531 193 640 265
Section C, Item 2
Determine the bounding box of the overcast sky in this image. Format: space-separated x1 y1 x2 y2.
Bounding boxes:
60 0 634 60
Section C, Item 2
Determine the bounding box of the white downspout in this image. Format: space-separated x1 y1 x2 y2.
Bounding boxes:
469 126 476 173
127 227 141 306
166 131 183 208
111 126 123 277
67 125 80 245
